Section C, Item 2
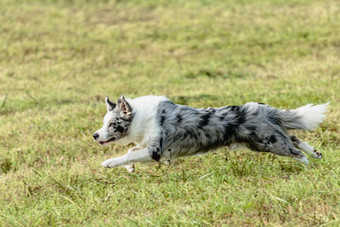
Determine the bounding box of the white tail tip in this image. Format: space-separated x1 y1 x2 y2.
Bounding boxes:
295 102 330 130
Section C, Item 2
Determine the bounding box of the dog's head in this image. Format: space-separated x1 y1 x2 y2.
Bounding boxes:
93 95 133 146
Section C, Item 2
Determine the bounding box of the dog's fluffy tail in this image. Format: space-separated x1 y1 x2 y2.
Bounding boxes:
279 102 330 130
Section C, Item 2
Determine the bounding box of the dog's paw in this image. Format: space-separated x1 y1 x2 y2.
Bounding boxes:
101 160 111 168
312 150 323 159
101 158 119 168
125 164 135 173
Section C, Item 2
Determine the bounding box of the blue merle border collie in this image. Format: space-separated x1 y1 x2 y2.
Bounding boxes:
93 95 329 173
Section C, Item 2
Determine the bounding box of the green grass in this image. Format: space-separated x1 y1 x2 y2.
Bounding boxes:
1 0 340 225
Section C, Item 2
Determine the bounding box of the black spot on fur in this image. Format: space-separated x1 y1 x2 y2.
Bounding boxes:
152 151 160 161
177 114 183 123
116 125 124 133
159 137 163 149
258 102 265 105
199 113 211 127
223 123 236 144
219 116 224 121
160 116 166 125
269 135 277 143
227 105 246 124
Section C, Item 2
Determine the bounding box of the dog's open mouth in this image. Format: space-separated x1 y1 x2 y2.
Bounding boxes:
99 137 116 145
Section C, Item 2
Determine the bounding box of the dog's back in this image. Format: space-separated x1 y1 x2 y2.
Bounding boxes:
154 100 328 164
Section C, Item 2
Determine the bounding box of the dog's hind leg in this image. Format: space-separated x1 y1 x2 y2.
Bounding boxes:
290 135 322 159
246 133 310 165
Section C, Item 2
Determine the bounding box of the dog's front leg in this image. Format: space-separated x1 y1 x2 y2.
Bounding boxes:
102 147 153 168
124 147 141 173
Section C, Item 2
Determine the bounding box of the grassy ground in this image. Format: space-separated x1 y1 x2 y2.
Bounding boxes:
1 0 339 225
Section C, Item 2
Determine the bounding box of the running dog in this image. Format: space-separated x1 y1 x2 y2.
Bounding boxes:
93 95 329 172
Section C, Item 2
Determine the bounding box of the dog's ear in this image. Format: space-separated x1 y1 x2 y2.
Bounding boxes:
105 96 116 112
117 95 132 116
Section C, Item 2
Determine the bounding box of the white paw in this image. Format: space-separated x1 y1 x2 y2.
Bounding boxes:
312 150 323 159
125 164 135 173
102 158 120 168
101 159 111 168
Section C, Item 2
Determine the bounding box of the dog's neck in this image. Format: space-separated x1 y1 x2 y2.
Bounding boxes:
115 96 167 147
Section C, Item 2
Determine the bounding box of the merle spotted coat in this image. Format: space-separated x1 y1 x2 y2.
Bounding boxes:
93 96 328 172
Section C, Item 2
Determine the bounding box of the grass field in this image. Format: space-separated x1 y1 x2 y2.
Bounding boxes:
1 0 340 225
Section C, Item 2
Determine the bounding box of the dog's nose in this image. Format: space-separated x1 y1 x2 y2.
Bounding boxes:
93 133 99 140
